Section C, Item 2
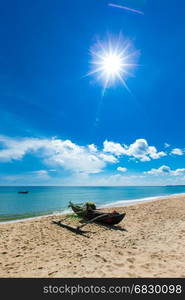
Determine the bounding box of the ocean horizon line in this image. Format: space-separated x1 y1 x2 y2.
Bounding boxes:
0 185 184 187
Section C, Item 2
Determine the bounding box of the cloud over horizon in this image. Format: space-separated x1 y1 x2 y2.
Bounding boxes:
103 138 166 162
0 135 184 185
0 136 167 170
0 135 109 174
145 165 185 176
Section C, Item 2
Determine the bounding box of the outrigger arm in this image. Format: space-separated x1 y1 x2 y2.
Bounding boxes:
52 213 109 235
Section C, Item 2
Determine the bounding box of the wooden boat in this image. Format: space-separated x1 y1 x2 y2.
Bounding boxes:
68 201 126 225
18 191 29 194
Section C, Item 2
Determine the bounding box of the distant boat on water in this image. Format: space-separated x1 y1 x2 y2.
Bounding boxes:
18 191 29 194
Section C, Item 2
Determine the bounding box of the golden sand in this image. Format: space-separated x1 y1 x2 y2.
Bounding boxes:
0 194 185 278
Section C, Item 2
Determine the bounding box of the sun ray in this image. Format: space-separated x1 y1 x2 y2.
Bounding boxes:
116 72 130 93
86 66 105 77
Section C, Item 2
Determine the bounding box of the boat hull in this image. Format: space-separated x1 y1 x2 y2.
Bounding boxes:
18 191 29 194
85 211 126 225
69 203 125 225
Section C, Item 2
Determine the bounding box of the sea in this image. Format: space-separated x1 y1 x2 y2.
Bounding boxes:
0 186 185 223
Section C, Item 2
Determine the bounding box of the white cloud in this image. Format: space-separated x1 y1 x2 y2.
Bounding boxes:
148 146 166 160
103 140 125 156
117 166 127 172
0 135 49 162
88 144 98 152
172 168 185 176
171 148 184 156
103 138 166 162
0 136 171 179
145 165 185 176
164 143 170 148
99 153 118 163
145 165 171 175
0 136 117 175
125 139 166 161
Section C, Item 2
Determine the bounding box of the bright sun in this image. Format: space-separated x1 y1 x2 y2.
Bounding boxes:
102 53 122 75
87 35 139 94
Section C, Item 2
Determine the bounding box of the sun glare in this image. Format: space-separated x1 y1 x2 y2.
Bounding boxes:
103 53 122 75
87 35 139 94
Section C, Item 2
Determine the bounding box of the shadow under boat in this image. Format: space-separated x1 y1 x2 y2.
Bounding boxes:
52 215 127 236
52 220 90 238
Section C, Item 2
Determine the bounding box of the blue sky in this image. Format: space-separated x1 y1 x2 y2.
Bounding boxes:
0 0 185 186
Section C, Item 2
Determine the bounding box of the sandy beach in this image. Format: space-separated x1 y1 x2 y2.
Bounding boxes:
0 194 185 278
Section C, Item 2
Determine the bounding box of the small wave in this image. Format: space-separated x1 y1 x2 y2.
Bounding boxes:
99 192 185 209
52 209 71 215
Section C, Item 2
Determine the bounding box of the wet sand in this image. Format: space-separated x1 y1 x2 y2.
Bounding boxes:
0 194 185 277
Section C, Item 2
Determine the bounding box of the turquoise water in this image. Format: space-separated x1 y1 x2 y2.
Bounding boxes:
0 186 185 222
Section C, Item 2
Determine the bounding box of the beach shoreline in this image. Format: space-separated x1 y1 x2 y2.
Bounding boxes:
0 193 185 278
1 192 185 225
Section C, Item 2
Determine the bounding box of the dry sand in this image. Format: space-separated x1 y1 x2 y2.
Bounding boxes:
0 194 185 278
